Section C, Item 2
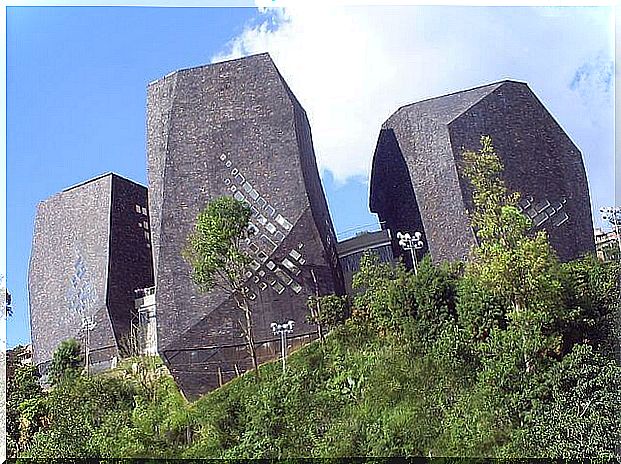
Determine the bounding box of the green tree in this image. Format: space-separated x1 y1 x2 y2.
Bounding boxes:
352 252 415 334
558 254 620 358
7 357 45 457
459 135 564 374
307 294 350 331
183 196 260 378
48 338 83 386
503 343 621 458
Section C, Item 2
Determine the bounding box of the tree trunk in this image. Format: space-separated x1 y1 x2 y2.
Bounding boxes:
514 301 533 373
310 269 325 344
234 291 260 381
242 299 260 380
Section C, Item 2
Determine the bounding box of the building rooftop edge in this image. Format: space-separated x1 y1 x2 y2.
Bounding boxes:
61 172 146 193
389 79 529 122
147 52 272 87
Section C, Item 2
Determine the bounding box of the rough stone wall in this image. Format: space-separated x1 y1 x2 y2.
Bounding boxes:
379 110 475 262
28 173 154 371
107 175 155 348
369 129 429 266
29 175 116 368
147 53 342 398
449 82 595 261
370 80 595 264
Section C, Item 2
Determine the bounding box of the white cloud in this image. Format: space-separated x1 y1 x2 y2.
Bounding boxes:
212 6 613 216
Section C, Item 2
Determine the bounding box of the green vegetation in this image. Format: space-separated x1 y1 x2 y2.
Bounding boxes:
48 338 83 386
183 196 260 376
8 136 620 459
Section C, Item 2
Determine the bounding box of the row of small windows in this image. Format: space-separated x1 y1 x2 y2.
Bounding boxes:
135 204 150 248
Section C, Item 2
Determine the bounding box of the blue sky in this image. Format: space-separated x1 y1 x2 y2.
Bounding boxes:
6 6 614 348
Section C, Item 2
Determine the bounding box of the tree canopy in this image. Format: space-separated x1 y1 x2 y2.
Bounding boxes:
183 196 260 377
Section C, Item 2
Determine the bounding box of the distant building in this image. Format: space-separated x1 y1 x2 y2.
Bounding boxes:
28 173 154 376
594 227 619 262
6 344 34 380
370 80 595 266
336 230 394 296
147 53 344 398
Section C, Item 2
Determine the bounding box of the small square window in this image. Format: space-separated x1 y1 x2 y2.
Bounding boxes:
143 221 149 230
282 258 300 275
275 214 292 231
138 222 143 228
142 207 147 215
266 260 276 270
266 223 276 234
274 268 292 285
271 281 285 294
135 204 141 213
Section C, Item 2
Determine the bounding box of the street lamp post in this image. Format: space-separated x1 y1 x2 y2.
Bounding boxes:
600 206 621 259
396 231 424 274
82 314 96 376
271 320 295 374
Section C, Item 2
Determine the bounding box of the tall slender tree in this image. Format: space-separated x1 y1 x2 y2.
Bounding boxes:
461 135 564 373
183 197 260 379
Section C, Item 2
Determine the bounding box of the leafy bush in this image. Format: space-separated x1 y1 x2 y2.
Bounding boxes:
48 338 83 386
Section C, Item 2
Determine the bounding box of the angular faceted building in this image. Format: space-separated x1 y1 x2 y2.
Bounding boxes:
147 53 342 398
29 173 154 375
370 80 595 264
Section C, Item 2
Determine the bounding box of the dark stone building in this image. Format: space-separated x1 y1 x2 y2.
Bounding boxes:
147 53 343 398
370 80 595 265
28 173 154 375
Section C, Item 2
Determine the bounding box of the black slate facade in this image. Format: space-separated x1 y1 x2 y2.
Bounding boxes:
147 53 343 398
370 80 595 264
28 173 154 374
